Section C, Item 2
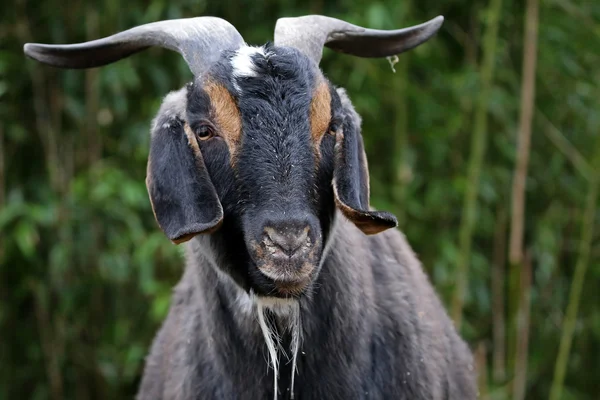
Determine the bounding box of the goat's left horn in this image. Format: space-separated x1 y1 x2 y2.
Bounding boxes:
24 17 244 76
274 15 444 64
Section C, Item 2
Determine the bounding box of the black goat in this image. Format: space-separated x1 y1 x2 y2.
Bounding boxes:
24 15 477 400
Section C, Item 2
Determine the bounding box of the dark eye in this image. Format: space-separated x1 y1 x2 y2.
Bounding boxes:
328 120 342 135
195 124 215 140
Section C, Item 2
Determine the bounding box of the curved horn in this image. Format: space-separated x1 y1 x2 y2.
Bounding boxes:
24 17 244 76
274 15 444 64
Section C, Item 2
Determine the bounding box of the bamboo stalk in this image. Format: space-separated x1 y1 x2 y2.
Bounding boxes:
508 0 539 397
513 252 532 400
549 139 600 400
492 205 507 383
509 0 539 269
476 342 490 400
451 0 503 328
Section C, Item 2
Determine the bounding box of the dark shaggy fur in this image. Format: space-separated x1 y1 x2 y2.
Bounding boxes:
137 44 477 399
137 218 476 400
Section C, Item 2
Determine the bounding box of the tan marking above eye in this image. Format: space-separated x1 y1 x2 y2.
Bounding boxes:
184 123 202 157
310 79 332 144
204 81 242 159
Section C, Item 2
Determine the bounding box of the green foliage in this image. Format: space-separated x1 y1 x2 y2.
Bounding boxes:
0 0 598 399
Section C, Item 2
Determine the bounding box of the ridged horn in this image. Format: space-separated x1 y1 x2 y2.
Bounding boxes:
24 17 244 76
274 15 444 63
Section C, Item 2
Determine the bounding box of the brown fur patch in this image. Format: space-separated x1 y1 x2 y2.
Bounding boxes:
204 81 242 160
172 232 199 245
183 123 202 156
333 193 390 235
310 79 332 151
171 219 223 244
249 239 265 259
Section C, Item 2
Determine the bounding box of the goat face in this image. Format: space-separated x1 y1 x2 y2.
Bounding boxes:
24 15 443 298
146 44 397 298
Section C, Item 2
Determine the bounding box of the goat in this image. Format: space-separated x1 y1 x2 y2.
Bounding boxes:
24 15 477 400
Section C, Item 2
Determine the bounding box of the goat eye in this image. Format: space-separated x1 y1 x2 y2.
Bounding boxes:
328 121 341 135
195 125 214 140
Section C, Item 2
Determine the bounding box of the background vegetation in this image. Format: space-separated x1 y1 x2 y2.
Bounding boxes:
0 0 598 399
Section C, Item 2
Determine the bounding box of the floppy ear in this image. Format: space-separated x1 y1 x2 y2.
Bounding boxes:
146 90 223 244
332 90 398 235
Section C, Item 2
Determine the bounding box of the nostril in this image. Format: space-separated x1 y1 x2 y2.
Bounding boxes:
264 226 310 257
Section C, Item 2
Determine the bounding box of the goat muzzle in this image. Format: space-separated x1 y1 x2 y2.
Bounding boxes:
250 218 321 296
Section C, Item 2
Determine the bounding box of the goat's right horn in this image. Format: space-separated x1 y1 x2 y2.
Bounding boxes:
24 17 244 77
274 15 444 64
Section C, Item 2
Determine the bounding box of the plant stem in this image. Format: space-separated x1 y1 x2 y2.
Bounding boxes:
513 253 532 400
492 205 507 383
549 140 600 400
509 0 539 397
451 0 503 328
509 0 539 268
476 342 490 399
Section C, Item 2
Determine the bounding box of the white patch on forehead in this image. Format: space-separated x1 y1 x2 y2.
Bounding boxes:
231 45 272 92
231 45 265 77
150 87 188 134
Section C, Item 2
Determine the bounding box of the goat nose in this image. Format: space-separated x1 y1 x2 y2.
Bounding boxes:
263 225 311 258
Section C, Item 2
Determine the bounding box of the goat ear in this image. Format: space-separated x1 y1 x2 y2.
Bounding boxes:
146 114 223 244
332 92 398 235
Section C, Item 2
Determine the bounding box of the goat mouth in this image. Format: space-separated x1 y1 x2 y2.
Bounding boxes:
257 263 315 297
272 276 312 297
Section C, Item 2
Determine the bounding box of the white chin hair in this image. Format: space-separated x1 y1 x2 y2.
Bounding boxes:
256 296 302 400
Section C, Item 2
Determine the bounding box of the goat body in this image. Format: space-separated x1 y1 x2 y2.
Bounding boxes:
138 215 476 400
